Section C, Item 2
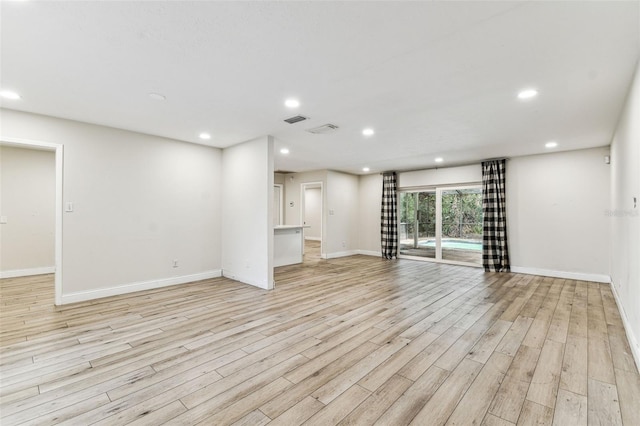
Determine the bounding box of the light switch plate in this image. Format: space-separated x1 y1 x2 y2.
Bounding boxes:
65 202 74 212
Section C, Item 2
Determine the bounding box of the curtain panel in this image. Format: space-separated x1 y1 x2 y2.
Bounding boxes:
381 172 398 259
482 159 510 272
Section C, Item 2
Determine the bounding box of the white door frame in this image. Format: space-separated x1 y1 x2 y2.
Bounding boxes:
1 137 64 305
300 181 324 257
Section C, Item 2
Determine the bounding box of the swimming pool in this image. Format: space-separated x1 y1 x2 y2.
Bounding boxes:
419 239 482 251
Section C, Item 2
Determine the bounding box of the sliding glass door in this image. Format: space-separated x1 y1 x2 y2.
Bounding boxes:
399 191 436 258
399 186 482 265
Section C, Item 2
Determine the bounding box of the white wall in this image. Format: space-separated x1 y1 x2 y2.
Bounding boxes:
399 165 481 189
304 187 322 240
358 157 611 283
610 61 640 367
358 173 383 256
507 147 611 281
284 170 327 227
0 146 55 275
222 136 274 289
0 109 223 302
326 171 359 257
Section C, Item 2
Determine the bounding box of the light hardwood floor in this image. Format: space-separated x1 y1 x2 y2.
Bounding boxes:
1 247 639 425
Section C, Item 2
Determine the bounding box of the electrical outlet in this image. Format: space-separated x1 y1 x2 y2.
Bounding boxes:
173 259 179 268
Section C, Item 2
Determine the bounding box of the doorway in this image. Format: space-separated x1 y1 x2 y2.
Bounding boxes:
399 185 482 266
301 182 323 259
0 138 63 305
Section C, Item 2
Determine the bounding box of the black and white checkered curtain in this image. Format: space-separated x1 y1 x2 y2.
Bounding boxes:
482 159 510 272
381 172 398 259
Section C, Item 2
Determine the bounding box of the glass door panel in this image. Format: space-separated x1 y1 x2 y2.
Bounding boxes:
441 188 483 265
399 191 436 258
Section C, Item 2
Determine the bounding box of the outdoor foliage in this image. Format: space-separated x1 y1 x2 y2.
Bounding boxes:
400 189 482 242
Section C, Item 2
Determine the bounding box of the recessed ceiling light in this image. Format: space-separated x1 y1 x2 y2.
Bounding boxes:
435 157 444 163
545 141 558 148
0 90 21 100
517 89 538 100
285 99 300 108
199 133 211 140
362 167 370 172
362 128 375 136
280 148 290 154
148 93 166 101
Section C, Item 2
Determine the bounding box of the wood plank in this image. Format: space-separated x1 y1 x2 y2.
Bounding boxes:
587 379 623 426
552 388 587 426
526 339 564 409
267 396 325 426
339 374 412 425
375 365 449 425
230 409 271 426
304 384 371 426
488 345 541 424
482 413 515 426
517 400 554 425
614 367 640 426
559 335 587 396
311 336 409 404
409 359 483 425
445 351 512 425
495 316 533 357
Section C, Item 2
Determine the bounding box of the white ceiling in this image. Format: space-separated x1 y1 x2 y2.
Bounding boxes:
1 1 639 174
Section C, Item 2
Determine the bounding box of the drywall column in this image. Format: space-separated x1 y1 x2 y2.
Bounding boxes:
222 136 274 289
610 61 640 367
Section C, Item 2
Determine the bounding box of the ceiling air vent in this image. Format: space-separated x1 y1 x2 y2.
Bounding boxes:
306 124 339 135
284 115 308 124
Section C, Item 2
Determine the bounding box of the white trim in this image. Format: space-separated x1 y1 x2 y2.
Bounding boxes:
325 250 359 259
0 137 64 305
274 184 284 226
61 270 222 304
609 280 640 372
357 250 382 257
222 269 271 290
0 266 56 279
510 266 611 283
305 237 321 241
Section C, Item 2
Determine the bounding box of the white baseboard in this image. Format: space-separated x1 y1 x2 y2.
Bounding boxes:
304 237 321 241
0 266 56 279
325 250 359 259
609 280 640 373
356 250 382 257
222 270 272 290
61 270 222 304
510 266 611 284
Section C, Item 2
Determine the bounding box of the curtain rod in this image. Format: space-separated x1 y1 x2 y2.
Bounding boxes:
378 157 510 175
